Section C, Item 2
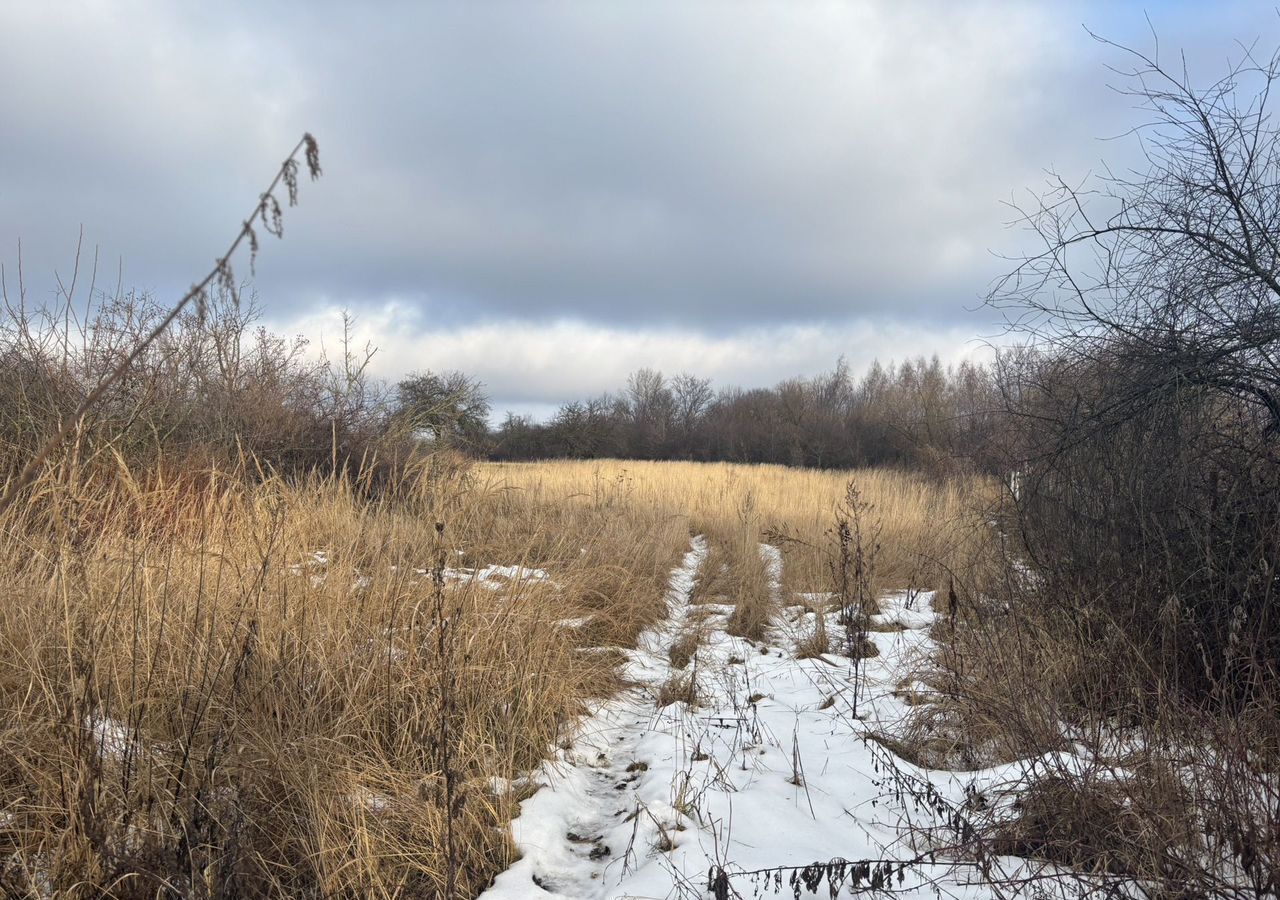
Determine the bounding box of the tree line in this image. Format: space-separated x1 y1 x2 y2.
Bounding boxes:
1 271 1003 482
487 356 1001 473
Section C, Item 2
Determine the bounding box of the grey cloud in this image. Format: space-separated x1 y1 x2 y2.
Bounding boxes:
1 1 1276 350
277 303 992 418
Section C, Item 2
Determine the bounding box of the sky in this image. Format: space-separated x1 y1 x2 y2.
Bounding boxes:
1 1 1275 420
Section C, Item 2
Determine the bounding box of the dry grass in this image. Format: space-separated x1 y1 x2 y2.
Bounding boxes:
0 453 688 898
723 543 775 641
0 455 995 898
990 775 1195 877
482 459 1000 601
667 628 703 670
656 672 698 708
793 615 831 659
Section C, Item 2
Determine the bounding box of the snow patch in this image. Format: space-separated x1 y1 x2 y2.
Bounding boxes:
84 714 134 760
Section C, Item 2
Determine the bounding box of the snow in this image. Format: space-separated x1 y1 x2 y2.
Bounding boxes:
84 714 134 760
870 598 935 632
286 550 557 595
286 550 330 575
410 563 560 591
457 564 557 587
479 541 1090 900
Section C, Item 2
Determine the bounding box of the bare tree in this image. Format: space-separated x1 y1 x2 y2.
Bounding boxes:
671 372 713 456
625 367 674 456
396 370 491 450
993 34 1280 439
977 35 1280 895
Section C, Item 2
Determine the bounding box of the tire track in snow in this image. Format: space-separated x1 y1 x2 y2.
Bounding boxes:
482 535 708 900
481 539 1032 900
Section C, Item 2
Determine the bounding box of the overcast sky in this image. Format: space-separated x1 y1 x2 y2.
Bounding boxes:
1 1 1274 419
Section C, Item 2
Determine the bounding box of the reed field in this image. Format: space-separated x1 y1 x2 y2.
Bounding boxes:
480 459 1001 617
0 453 997 898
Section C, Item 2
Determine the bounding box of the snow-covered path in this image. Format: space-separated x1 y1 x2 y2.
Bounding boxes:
483 535 711 899
481 538 1049 900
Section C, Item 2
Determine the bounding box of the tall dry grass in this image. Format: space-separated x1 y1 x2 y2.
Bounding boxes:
0 452 689 898
0 455 994 897
481 459 1001 606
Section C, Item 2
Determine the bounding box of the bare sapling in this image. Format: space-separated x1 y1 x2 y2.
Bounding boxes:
830 482 881 716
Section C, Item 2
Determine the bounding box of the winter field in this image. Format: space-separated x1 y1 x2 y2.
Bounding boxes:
1 456 1266 898
0 457 1025 897
482 540 1058 900
7 4 1280 895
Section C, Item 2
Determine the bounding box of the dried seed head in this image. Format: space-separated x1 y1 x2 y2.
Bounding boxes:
246 223 260 275
216 258 240 308
304 133 322 180
259 193 284 238
283 158 299 207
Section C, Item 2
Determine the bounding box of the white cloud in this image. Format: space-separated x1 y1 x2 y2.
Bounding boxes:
276 302 992 418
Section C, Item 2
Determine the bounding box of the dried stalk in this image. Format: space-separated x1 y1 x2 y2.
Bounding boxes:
0 133 322 518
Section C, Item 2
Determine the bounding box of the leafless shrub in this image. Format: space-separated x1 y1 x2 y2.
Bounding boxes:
0 134 323 517
936 30 1280 896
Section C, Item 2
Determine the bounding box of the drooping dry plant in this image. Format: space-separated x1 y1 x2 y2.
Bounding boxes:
0 134 322 519
830 482 880 715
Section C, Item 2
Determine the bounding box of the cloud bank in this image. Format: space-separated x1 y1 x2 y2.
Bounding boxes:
1 0 1273 413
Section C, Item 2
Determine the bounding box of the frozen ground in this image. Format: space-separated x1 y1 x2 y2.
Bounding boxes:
480 537 1077 900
